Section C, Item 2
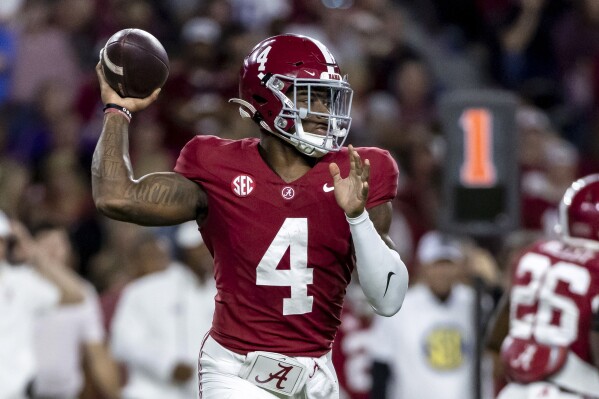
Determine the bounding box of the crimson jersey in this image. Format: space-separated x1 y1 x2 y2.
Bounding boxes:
174 135 398 357
502 239 599 382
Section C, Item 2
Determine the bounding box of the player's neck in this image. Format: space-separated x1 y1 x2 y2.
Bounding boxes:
259 134 317 183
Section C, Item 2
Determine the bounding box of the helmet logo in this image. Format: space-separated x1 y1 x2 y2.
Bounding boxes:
320 72 342 81
256 46 272 80
281 186 295 200
231 174 255 197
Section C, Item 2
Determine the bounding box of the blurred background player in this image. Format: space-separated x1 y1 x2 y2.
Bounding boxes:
369 230 495 399
109 227 215 399
92 33 408 398
486 174 599 399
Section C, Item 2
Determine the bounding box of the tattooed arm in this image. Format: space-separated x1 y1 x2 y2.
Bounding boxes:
92 63 207 226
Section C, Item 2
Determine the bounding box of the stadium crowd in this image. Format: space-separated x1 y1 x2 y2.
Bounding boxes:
1 0 599 398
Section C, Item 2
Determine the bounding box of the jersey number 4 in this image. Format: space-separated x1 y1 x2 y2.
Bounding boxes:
256 218 314 315
510 253 591 346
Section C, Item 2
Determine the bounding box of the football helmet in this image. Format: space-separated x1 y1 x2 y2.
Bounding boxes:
557 174 599 249
229 34 353 158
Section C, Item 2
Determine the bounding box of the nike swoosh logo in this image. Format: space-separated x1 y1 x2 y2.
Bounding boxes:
383 272 395 297
305 70 316 76
322 183 334 192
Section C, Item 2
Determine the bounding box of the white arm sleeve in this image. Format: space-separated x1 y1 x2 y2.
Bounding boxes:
348 210 409 316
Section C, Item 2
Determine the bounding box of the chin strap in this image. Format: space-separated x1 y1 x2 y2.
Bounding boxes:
228 98 273 132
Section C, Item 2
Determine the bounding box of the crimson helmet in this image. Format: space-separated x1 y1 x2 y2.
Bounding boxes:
229 34 353 157
557 174 599 249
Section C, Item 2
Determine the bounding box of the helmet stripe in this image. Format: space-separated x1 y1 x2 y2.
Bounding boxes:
308 37 336 75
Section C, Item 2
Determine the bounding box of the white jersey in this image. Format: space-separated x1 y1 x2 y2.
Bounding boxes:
369 283 493 399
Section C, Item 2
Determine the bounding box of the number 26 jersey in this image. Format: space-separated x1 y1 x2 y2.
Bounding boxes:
502 239 599 383
174 135 398 357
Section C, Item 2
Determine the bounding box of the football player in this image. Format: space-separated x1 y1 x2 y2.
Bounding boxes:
92 34 409 398
486 174 599 399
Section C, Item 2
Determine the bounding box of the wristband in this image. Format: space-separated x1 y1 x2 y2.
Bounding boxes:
103 103 132 122
346 209 369 225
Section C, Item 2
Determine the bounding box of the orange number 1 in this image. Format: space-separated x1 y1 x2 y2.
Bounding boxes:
459 108 497 187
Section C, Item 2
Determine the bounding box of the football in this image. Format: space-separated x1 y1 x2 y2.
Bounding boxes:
100 28 169 98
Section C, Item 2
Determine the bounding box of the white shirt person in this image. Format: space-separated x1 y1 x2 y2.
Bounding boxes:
0 214 85 399
110 230 215 399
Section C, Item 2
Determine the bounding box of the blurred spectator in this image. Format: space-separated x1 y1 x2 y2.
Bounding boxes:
174 220 214 286
51 0 100 70
0 0 24 21
157 16 233 152
229 0 291 33
93 222 163 332
10 78 86 170
394 128 443 264
31 224 121 399
109 226 215 399
516 105 556 173
0 211 84 399
109 0 162 37
10 0 81 105
520 136 579 231
0 157 29 217
0 19 16 106
369 230 494 399
490 0 561 88
389 53 438 132
361 6 422 93
130 116 174 177
547 0 599 151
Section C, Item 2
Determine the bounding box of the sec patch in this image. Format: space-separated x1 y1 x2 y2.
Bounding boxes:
231 174 255 197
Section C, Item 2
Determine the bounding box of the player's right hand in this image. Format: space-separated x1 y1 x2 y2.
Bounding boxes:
95 62 160 113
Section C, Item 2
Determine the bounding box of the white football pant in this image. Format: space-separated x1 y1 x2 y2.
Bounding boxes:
198 335 339 399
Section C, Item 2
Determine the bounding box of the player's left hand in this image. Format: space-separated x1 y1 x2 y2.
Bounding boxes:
329 145 370 218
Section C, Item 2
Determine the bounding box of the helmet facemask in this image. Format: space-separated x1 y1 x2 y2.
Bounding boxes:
231 72 353 158
266 74 353 157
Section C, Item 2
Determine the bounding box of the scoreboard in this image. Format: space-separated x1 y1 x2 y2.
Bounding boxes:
439 90 520 237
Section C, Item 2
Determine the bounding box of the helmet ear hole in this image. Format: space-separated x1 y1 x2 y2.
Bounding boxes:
252 94 267 104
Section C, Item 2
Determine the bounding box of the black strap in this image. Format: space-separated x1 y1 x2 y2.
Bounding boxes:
103 103 132 120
